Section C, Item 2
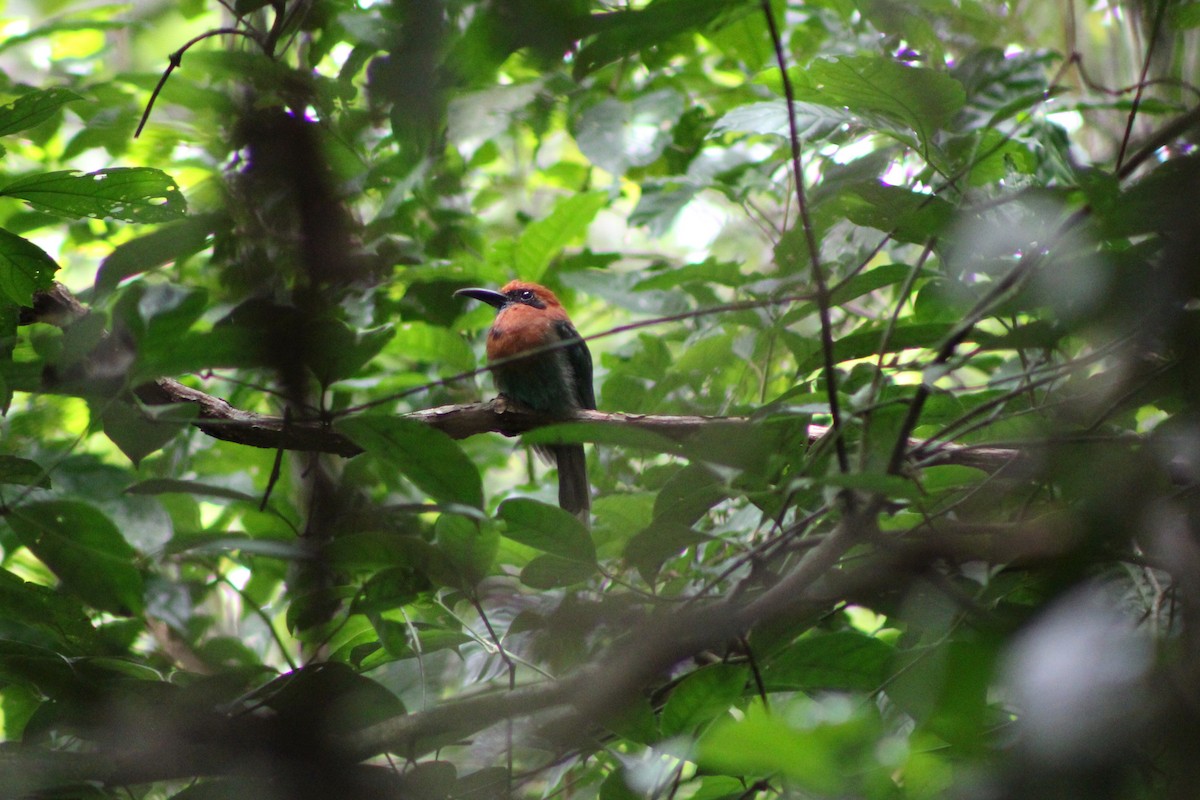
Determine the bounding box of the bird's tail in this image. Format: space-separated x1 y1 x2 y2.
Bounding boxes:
549 443 590 521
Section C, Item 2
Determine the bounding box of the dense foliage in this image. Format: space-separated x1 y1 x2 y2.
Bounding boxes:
2 1 1200 798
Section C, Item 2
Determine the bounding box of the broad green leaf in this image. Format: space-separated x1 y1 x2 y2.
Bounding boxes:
98 399 198 466
698 705 857 791
391 321 476 372
574 0 755 77
435 513 497 587
6 500 144 615
0 456 50 488
519 553 598 588
0 89 82 137
0 568 93 645
575 90 685 176
498 498 595 562
251 663 405 733
93 214 217 298
662 663 749 737
514 192 608 281
802 56 966 154
0 168 187 223
164 534 307 560
125 478 262 504
760 631 894 692
337 415 484 509
711 100 883 141
654 464 725 526
522 421 683 454
325 532 438 571
624 521 709 582
308 320 395 386
0 227 58 305
797 322 955 373
833 182 956 244
600 769 641 800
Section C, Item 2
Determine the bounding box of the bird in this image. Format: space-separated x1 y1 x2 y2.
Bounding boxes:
455 280 594 518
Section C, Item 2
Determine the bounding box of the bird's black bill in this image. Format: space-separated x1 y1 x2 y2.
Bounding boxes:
454 287 508 309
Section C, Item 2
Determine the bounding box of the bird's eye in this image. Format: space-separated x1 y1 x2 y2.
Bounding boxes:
519 289 534 301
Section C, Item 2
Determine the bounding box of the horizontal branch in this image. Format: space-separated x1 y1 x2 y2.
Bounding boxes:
19 283 1028 474
137 377 1029 474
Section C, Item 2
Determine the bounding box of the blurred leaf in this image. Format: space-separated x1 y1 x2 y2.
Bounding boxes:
98 399 198 466
6 501 144 615
575 90 685 175
760 631 894 692
697 704 865 792
624 521 710 582
125 478 262 504
0 456 50 488
94 215 217 298
0 168 187 223
0 89 82 137
337 415 485 508
520 553 598 588
662 663 748 737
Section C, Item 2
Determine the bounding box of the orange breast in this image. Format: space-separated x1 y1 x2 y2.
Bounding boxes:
486 303 555 361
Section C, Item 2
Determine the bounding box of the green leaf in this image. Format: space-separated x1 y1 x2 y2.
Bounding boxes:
653 464 725 526
710 100 883 141
697 705 849 791
308 320 395 386
624 521 709 582
6 501 144 615
519 553 598 588
98 399 199 466
522 421 683 454
574 0 754 77
575 90 685 176
498 497 595 562
662 664 749 737
760 631 894 692
337 415 484 509
803 56 966 154
435 513 497 587
0 456 50 488
124 478 262 504
798 322 955 373
0 168 187 223
514 192 608 281
0 227 58 305
93 215 217 298
0 89 82 138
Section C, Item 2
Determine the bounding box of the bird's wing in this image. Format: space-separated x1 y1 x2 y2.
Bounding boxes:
554 319 595 410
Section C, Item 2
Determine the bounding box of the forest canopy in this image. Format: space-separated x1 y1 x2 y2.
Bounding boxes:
1 1 1199 799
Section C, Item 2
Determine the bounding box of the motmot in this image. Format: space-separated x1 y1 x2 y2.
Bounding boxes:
455 281 594 516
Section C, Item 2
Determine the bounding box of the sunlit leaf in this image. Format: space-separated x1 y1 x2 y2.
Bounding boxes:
0 89 82 137
0 168 187 223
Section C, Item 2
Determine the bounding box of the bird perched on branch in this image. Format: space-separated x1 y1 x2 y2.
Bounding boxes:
455 280 594 517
